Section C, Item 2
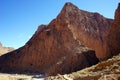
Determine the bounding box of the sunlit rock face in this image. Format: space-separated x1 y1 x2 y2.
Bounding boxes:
0 2 113 75
57 2 113 60
107 3 120 57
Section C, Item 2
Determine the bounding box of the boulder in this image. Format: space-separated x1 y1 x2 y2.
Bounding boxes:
45 47 99 75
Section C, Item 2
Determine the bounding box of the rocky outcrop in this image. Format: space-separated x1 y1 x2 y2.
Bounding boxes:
57 2 113 60
0 22 99 75
0 42 14 56
107 3 120 56
46 47 99 75
45 53 120 80
0 2 113 75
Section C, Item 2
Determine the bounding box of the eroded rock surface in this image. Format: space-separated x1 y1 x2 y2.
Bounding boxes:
57 2 113 60
46 47 99 75
107 3 120 56
45 3 120 79
45 53 120 80
0 2 113 75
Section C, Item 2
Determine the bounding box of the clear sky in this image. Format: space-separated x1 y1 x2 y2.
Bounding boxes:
0 0 120 49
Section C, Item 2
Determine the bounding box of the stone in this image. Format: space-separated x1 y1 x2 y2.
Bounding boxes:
0 2 113 75
107 3 120 56
45 47 99 75
45 53 120 80
57 2 113 60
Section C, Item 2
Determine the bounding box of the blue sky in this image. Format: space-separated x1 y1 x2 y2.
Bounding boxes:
0 0 119 49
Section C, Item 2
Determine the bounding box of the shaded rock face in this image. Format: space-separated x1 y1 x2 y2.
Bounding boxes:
45 53 120 80
46 47 99 75
107 3 120 56
0 2 113 75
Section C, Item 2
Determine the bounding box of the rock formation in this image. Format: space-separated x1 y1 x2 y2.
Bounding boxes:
107 3 120 56
0 42 14 56
57 3 113 60
46 47 99 75
45 53 120 80
0 2 113 75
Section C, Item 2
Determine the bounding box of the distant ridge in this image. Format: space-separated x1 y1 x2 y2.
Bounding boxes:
0 42 14 56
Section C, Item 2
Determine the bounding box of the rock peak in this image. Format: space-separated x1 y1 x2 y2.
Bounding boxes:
115 3 120 21
64 2 76 8
0 2 113 75
61 2 79 13
119 3 120 6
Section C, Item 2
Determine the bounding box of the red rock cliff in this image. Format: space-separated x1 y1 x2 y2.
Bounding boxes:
0 2 113 75
107 3 120 56
57 3 113 60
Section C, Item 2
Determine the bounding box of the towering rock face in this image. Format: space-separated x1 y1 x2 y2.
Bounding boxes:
107 3 120 56
57 3 113 60
0 2 113 75
0 42 14 56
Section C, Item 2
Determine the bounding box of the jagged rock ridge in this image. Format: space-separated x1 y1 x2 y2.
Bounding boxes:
57 2 113 60
46 3 120 79
0 2 113 75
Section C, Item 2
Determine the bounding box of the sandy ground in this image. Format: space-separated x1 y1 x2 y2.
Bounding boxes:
0 73 45 80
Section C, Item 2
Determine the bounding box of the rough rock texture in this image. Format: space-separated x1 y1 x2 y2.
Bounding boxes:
45 3 120 79
57 3 113 60
0 2 113 75
0 23 99 75
46 47 99 75
0 42 14 56
45 53 120 80
107 3 120 56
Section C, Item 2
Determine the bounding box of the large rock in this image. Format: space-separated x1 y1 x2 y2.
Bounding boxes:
0 23 99 75
46 47 99 75
56 2 113 60
45 53 120 80
0 2 113 75
107 3 120 56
